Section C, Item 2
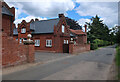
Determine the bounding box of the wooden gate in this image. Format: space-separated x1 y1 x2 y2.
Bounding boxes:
63 44 69 53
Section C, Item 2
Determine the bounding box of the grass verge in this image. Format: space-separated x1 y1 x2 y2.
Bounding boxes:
115 45 120 79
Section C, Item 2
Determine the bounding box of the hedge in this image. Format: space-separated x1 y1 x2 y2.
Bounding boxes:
90 39 114 50
90 43 98 50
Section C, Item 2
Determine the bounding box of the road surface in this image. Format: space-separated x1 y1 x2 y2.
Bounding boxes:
2 45 116 80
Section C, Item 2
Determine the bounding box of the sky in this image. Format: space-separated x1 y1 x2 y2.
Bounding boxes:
4 0 119 29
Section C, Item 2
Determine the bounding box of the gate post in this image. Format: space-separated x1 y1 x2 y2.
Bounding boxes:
24 34 35 63
69 41 74 54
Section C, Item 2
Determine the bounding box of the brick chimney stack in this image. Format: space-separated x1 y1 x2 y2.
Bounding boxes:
10 7 15 20
84 24 87 33
58 13 64 18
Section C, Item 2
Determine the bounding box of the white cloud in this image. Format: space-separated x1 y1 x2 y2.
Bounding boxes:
77 18 91 32
75 2 118 28
75 0 119 2
4 0 75 27
14 16 47 27
78 18 91 26
5 0 75 17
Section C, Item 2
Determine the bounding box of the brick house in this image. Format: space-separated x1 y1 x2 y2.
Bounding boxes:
13 14 90 53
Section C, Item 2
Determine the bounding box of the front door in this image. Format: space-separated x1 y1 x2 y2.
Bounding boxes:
63 39 69 53
63 44 69 53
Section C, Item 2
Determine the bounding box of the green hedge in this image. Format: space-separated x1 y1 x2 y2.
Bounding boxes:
90 39 114 50
90 43 98 50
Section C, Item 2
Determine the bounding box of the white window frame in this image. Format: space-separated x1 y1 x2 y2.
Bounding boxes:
46 40 52 47
21 28 26 33
35 40 40 47
62 25 65 33
19 38 22 43
64 40 68 44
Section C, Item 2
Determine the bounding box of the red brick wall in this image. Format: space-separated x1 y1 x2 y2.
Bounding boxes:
13 35 18 41
69 43 90 54
32 34 70 53
2 2 35 67
2 33 28 67
33 34 56 52
2 15 12 36
77 35 87 44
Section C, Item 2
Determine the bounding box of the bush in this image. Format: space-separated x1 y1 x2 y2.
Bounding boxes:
90 43 98 50
93 39 112 47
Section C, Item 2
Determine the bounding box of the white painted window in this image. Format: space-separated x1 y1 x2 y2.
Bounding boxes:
64 40 66 44
66 40 68 44
64 40 68 44
62 25 65 33
35 40 40 46
46 40 52 47
21 28 26 33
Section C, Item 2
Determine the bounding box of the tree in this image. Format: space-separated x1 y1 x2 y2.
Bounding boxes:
86 15 111 43
116 26 120 44
66 17 82 30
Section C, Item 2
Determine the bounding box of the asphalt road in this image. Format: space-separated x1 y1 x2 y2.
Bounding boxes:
2 45 116 80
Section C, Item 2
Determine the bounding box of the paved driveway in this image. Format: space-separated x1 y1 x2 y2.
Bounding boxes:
3 45 116 80
35 52 72 63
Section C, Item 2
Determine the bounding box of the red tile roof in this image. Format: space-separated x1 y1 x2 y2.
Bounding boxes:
70 29 86 35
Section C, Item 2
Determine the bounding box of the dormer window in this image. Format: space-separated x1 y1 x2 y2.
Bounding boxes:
21 28 26 33
62 25 65 33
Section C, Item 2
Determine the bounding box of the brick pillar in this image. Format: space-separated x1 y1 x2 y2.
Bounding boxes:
69 42 74 54
26 45 35 63
24 34 35 63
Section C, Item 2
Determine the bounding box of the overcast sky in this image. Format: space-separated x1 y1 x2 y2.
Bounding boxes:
5 0 118 29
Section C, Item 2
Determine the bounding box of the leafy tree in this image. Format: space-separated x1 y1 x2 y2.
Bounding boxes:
86 15 111 43
66 17 82 30
116 26 120 44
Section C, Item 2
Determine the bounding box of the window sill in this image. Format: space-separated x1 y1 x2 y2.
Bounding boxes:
35 46 40 47
46 46 52 48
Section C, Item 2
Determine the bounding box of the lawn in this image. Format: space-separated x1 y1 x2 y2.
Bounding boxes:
116 46 120 66
115 45 120 79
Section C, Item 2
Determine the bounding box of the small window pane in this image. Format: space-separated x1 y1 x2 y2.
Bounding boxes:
46 40 52 47
62 25 64 33
35 40 40 46
21 28 26 33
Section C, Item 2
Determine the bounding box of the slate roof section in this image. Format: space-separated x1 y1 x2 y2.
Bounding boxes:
13 28 18 35
2 6 13 16
30 18 60 34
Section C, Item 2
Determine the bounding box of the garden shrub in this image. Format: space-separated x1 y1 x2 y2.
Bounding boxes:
90 43 98 50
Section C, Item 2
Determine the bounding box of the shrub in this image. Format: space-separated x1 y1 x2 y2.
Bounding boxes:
90 43 98 50
93 39 111 47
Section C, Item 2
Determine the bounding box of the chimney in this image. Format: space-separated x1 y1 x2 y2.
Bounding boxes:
84 24 87 33
58 13 64 18
35 18 39 21
10 7 15 20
